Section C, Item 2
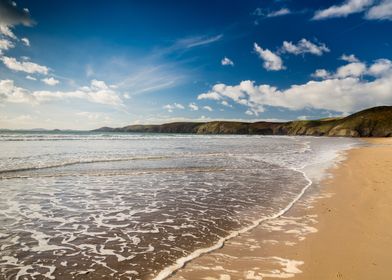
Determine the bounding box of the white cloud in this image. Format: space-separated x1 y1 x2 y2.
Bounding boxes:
189 102 199 111
21 37 30 46
0 25 16 39
174 103 185 109
197 58 392 114
175 34 223 49
0 38 14 53
221 100 233 107
221 57 234 66
1 56 49 74
163 104 174 112
0 79 31 103
254 43 285 71
312 69 331 79
340 54 359 63
335 62 367 78
313 58 387 80
313 0 374 20
365 0 392 20
368 59 392 76
281 38 330 56
0 79 123 107
198 91 221 100
25 75 36 80
203 105 213 111
267 8 291 17
91 79 108 90
163 102 184 112
253 8 291 18
41 77 59 86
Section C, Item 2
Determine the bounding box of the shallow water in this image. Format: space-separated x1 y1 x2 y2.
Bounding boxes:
0 132 358 279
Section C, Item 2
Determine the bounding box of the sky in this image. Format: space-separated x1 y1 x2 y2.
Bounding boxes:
0 0 392 129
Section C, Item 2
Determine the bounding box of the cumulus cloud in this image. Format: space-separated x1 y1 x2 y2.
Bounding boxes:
163 104 174 112
197 58 392 114
189 102 199 111
313 0 374 20
0 0 34 39
198 91 221 100
368 59 392 76
335 62 367 78
254 43 285 71
313 59 384 80
1 56 49 74
365 0 392 20
221 57 234 66
163 102 184 112
340 54 359 63
0 79 123 107
281 38 330 56
21 37 29 46
221 100 233 107
312 69 331 79
0 38 14 53
41 77 59 86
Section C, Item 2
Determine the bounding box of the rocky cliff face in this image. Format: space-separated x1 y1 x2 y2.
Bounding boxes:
93 106 392 137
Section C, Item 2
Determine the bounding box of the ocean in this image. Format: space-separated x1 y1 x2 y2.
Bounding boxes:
0 132 358 280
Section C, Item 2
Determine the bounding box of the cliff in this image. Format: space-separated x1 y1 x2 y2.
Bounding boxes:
93 106 392 137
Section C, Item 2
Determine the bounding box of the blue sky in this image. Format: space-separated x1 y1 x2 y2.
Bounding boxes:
0 0 392 129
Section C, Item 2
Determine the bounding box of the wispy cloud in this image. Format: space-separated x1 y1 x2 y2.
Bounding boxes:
176 34 223 49
115 65 184 95
280 38 330 56
313 0 374 20
254 7 291 18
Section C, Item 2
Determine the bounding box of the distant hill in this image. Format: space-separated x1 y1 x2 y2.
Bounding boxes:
93 106 392 137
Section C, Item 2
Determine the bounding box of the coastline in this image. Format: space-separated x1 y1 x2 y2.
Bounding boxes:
290 137 392 279
169 138 392 280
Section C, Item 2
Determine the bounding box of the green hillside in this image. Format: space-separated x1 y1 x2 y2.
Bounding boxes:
93 106 392 137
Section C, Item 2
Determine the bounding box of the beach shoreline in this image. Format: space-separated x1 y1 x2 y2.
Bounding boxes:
290 137 392 280
170 138 392 280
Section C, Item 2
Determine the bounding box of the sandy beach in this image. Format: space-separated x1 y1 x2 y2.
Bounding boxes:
293 138 392 280
171 138 392 280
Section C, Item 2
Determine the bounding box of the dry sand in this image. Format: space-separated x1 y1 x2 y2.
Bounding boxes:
170 138 392 280
293 138 392 280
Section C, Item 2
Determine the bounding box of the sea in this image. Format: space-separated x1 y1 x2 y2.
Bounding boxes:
0 131 359 280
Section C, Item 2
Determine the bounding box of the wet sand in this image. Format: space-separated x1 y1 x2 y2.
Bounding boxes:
171 138 392 280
